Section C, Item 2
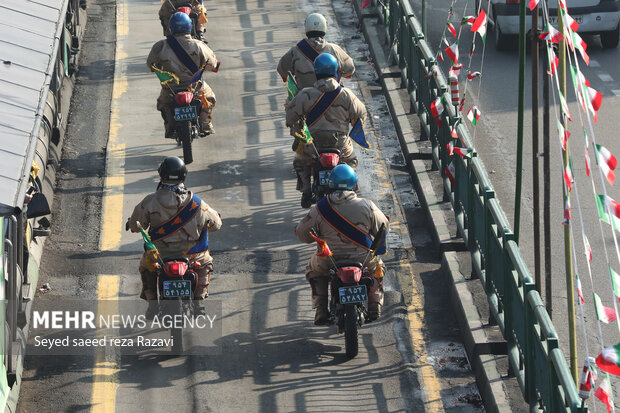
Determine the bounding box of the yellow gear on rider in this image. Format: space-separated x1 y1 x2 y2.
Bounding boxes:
294 165 389 325
127 157 221 302
147 12 219 137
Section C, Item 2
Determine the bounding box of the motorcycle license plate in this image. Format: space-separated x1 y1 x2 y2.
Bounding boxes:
163 280 192 297
174 106 197 121
339 285 367 304
319 170 329 186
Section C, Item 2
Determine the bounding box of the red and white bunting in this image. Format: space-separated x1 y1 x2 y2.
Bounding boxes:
431 97 444 118
585 235 592 262
529 0 540 11
563 196 572 223
548 50 559 76
558 121 570 150
447 22 457 37
454 147 472 158
559 92 572 122
586 148 591 177
576 274 585 305
564 164 573 192
596 144 617 186
572 31 590 65
447 140 454 156
563 12 580 32
540 24 564 43
594 376 614 413
471 10 487 42
444 42 459 64
445 161 456 185
467 71 481 80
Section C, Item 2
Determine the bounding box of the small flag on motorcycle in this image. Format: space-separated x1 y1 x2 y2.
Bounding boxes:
349 118 370 149
287 72 313 145
309 230 333 257
189 66 205 85
152 66 180 85
137 222 161 271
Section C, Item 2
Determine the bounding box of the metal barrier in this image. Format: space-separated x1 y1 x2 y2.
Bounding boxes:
368 0 586 410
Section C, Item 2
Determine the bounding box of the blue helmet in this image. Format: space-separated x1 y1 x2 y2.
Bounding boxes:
169 12 192 35
328 164 357 190
314 53 338 78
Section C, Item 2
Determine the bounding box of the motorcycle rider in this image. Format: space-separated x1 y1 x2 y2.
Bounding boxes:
127 156 222 317
159 0 207 37
147 12 219 138
277 12 355 90
295 164 389 325
286 53 366 208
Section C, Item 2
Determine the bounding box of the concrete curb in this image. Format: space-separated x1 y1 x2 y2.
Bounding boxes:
352 2 514 411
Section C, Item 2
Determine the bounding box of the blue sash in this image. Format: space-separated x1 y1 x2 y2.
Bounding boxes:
166 35 199 74
149 193 202 242
316 196 386 255
296 39 320 63
186 227 209 255
306 86 343 127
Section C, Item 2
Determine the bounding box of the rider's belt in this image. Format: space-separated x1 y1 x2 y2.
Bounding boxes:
296 39 320 63
306 86 343 127
316 196 382 254
166 35 199 74
149 193 202 242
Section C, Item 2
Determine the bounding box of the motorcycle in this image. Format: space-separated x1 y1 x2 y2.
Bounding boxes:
174 5 206 41
329 261 375 359
313 224 386 359
310 148 342 205
151 256 199 354
167 85 202 165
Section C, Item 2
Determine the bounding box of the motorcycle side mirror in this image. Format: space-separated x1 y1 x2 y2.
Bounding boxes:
38 217 51 229
26 193 51 219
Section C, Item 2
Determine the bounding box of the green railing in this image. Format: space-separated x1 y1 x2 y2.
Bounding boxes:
366 0 586 410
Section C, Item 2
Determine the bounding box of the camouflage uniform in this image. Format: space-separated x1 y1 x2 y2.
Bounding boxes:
128 187 221 300
285 77 366 195
295 190 389 315
277 36 355 90
159 0 207 37
146 33 218 136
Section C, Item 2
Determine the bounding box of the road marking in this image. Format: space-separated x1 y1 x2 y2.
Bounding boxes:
612 90 620 97
589 60 600 68
91 275 120 413
92 0 127 411
597 73 614 82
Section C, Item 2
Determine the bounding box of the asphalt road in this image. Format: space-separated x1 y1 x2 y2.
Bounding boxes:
15 0 484 412
411 0 620 404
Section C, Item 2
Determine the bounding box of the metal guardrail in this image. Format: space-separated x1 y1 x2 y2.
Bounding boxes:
369 0 586 410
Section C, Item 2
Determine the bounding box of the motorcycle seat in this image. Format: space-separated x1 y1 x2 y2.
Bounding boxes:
335 261 363 269
163 257 189 263
317 148 341 155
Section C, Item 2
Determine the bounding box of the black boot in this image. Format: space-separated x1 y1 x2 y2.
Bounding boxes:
193 299 206 317
145 300 159 320
301 192 313 208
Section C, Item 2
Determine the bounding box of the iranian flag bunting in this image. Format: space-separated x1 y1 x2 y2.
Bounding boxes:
585 235 592 262
587 86 603 122
558 0 567 10
449 63 463 78
586 147 591 177
596 144 617 186
576 273 585 305
596 343 620 376
610 266 620 300
454 147 472 158
548 49 559 76
564 161 573 192
467 106 481 125
445 161 456 186
471 10 487 42
572 31 590 65
563 196 571 223
596 194 620 230
447 140 454 156
529 0 540 11
540 24 564 43
559 92 572 121
594 293 618 323
451 126 458 139
444 42 459 64
467 71 481 80
558 121 570 150
594 376 615 413
461 16 475 26
563 11 580 32
438 52 445 62
431 97 444 118
447 22 457 37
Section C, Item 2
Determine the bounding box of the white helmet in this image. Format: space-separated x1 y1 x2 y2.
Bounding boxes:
305 13 327 36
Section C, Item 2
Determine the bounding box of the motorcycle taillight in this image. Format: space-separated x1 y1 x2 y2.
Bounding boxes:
175 91 194 105
337 266 362 284
319 153 340 168
164 261 188 277
176 6 191 15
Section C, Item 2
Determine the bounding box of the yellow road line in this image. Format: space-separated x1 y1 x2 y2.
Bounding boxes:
91 275 120 413
92 0 128 410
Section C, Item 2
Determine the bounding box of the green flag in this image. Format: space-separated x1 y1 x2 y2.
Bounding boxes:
137 222 160 271
286 75 313 144
152 66 180 85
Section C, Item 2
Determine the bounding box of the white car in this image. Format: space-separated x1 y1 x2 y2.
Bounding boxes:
477 0 620 50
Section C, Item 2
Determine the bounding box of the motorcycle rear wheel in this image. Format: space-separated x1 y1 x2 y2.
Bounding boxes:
344 304 358 359
177 121 194 165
